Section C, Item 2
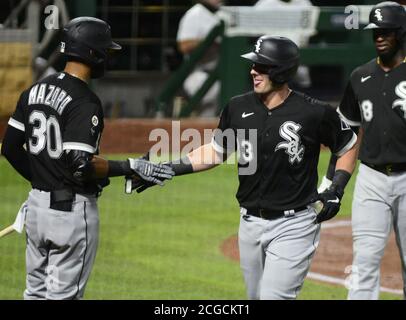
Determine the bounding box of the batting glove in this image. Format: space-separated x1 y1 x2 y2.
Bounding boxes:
317 175 332 193
311 185 344 223
128 178 155 194
128 158 174 186
125 152 174 194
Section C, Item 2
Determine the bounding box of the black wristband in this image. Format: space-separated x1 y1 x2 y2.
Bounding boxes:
108 160 132 177
326 154 338 180
168 156 194 176
331 169 351 198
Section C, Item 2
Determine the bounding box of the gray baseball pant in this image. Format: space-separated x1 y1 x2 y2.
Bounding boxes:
348 164 406 300
23 189 99 300
238 207 320 300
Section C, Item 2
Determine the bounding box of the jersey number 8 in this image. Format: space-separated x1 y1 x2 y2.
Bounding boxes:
361 100 373 122
29 110 63 159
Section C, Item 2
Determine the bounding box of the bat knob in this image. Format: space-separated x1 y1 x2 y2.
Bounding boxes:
125 178 133 194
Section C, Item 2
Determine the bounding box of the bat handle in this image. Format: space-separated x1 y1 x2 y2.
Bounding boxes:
125 178 133 194
0 225 15 239
310 200 324 214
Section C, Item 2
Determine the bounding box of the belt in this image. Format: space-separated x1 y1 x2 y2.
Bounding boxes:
362 161 406 175
242 205 308 220
50 189 75 212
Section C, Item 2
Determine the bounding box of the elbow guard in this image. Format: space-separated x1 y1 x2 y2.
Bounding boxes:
66 150 95 183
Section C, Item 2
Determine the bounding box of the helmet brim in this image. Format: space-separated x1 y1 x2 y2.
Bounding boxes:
109 41 122 50
364 22 399 30
241 52 271 65
364 23 380 30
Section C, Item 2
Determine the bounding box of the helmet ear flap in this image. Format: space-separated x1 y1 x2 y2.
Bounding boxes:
267 59 300 85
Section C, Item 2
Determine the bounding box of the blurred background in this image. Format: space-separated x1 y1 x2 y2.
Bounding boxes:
0 0 405 300
1 0 401 122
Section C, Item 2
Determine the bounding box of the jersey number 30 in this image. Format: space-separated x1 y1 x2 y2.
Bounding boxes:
29 110 63 158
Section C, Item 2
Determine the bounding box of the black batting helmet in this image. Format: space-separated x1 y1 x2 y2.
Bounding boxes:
61 17 121 78
241 36 300 84
364 2 406 41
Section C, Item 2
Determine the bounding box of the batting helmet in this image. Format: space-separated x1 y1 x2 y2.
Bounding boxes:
61 17 121 78
241 36 300 84
364 2 406 41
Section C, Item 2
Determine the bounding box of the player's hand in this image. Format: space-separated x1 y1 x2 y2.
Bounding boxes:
311 185 344 223
127 157 174 186
127 176 155 194
125 152 174 194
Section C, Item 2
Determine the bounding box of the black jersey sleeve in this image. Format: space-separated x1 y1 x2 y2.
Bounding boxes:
8 90 27 132
337 80 361 127
212 104 236 154
1 125 31 181
319 105 357 157
62 101 103 154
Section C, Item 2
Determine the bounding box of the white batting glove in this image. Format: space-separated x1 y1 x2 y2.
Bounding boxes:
128 158 174 186
318 175 332 193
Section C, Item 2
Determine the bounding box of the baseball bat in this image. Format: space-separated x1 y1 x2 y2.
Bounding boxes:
0 225 15 239
125 177 133 194
311 200 324 214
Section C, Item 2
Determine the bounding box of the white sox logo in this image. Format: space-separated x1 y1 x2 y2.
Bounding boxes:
275 121 305 164
374 9 383 21
393 81 406 118
255 39 263 53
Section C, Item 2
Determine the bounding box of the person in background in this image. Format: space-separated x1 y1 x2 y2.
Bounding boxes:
254 0 314 88
176 0 223 117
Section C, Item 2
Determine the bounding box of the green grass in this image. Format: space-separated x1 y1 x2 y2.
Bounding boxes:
0 152 401 300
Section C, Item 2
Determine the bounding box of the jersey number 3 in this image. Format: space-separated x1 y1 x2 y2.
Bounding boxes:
29 110 63 158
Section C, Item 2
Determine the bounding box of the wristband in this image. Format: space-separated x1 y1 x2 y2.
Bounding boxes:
331 169 351 198
168 156 194 176
108 160 132 177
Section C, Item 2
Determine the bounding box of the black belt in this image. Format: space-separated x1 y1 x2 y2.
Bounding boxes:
362 161 406 175
50 189 75 212
245 205 308 220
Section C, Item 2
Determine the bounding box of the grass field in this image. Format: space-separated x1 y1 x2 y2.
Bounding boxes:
0 151 400 300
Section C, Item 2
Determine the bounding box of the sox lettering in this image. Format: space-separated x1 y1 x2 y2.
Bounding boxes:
255 39 263 53
374 9 383 21
393 81 406 118
275 121 305 164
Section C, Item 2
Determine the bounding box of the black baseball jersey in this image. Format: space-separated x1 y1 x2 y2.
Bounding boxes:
213 91 356 211
338 58 406 165
8 72 104 193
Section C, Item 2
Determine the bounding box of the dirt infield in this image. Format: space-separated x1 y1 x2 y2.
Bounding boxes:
221 219 403 293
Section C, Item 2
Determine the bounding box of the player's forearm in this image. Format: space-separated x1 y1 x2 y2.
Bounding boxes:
178 39 201 55
336 147 357 175
2 145 31 181
91 156 133 178
327 132 361 197
187 143 223 172
1 126 31 181
168 143 223 176
336 130 362 175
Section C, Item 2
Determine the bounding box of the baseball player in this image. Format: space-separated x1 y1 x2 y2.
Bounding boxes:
1 17 174 300
320 2 406 300
131 36 359 299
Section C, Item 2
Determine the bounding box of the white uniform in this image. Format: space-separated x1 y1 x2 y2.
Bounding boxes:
177 3 221 114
